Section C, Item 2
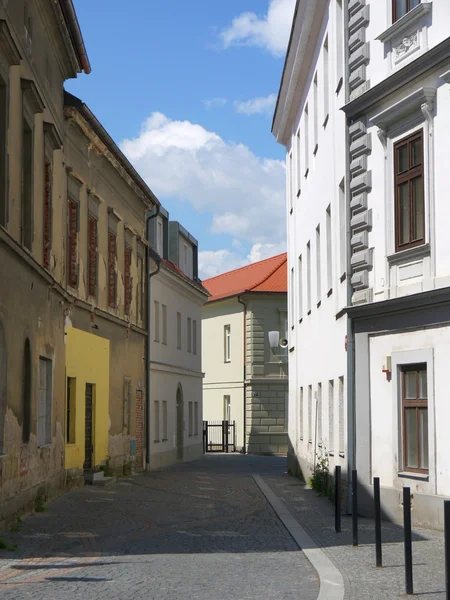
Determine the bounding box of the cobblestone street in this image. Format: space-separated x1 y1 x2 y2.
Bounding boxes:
0 455 318 600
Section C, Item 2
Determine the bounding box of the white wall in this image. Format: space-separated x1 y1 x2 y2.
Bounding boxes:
285 1 348 476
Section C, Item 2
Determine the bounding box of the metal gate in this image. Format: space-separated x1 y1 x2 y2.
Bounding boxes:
203 420 236 453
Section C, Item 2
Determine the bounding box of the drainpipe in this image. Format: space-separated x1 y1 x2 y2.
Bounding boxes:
145 204 161 470
343 0 356 514
237 294 248 453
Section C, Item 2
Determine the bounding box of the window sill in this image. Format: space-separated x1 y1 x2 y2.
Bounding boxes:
377 3 432 45
339 452 345 458
290 208 293 215
38 444 52 449
340 272 346 283
307 310 311 316
327 288 333 298
313 144 318 156
296 189 301 198
300 437 303 441
224 360 231 364
298 318 303 324
317 300 321 308
323 114 329 129
154 439 160 443
387 242 430 266
304 168 309 179
161 438 168 442
398 471 429 481
328 451 334 456
335 77 343 95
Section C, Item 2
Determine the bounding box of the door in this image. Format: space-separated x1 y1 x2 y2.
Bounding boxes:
84 383 94 470
176 385 184 461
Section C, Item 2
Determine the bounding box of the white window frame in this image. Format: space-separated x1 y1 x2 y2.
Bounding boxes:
154 300 160 342
224 325 231 363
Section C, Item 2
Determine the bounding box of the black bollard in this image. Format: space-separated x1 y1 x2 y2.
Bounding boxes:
445 500 450 600
352 469 358 547
403 487 413 595
335 465 341 533
374 477 382 567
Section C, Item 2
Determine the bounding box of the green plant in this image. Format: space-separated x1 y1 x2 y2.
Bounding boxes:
101 456 113 477
311 447 330 497
35 492 47 513
9 517 22 532
0 539 17 552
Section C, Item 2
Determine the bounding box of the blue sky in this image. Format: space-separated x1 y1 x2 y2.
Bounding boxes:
66 0 295 278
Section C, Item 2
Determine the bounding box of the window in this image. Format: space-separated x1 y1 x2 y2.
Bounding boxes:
339 376 344 455
177 312 181 349
288 152 293 212
88 215 98 297
296 130 301 194
401 364 428 472
67 377 76 444
162 400 168 441
156 219 163 256
187 317 192 353
188 401 193 436
290 267 295 325
299 387 304 440
328 380 334 453
339 179 346 279
22 116 33 250
154 301 160 342
194 401 199 435
137 254 144 322
313 73 318 154
67 198 78 287
193 320 197 354
124 245 132 315
394 130 424 252
304 104 309 176
316 226 321 304
162 304 167 345
224 325 231 362
393 0 421 22
22 338 31 443
0 77 7 227
323 36 329 125
308 385 312 443
123 378 131 434
154 400 160 441
326 206 332 293
317 383 322 444
298 255 303 321
43 159 52 269
223 395 231 422
37 357 52 446
307 241 311 313
336 1 343 92
108 231 117 307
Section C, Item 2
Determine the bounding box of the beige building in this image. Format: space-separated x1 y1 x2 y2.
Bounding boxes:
202 254 288 455
0 0 90 524
147 210 208 469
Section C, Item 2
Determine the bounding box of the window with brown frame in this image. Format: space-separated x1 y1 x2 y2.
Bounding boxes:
401 364 428 473
43 159 52 269
394 130 425 252
88 215 97 297
124 244 132 315
67 198 78 287
108 231 116 308
392 0 421 22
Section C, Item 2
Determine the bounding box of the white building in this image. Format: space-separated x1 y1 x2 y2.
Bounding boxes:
274 0 450 528
147 208 208 469
202 254 288 455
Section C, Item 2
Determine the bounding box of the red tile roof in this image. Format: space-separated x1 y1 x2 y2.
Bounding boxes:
203 253 287 302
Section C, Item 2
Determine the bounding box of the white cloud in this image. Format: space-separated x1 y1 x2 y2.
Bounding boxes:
234 93 277 116
120 113 286 255
219 0 295 57
198 242 286 280
203 97 228 109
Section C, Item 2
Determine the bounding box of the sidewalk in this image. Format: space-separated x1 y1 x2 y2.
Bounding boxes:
260 473 445 600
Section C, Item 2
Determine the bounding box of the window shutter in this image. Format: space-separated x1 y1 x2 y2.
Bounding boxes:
108 231 116 307
43 159 52 269
124 245 132 315
88 216 97 297
68 199 78 287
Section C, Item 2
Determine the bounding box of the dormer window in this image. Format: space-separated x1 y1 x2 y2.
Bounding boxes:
393 0 420 22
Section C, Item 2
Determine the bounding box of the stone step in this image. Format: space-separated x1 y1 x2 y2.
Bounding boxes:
92 476 116 487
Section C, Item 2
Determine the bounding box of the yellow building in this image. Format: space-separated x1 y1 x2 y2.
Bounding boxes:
65 327 110 477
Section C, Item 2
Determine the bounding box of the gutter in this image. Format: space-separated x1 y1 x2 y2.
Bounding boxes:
59 0 91 74
145 204 161 469
237 294 248 453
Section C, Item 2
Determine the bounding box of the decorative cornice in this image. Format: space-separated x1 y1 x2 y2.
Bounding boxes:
369 86 436 129
342 37 450 118
21 79 45 114
376 2 432 44
87 188 103 204
107 206 122 223
440 69 450 84
44 122 63 151
0 20 21 65
387 243 430 265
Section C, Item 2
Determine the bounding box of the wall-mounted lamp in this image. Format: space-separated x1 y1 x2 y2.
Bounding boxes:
268 331 289 355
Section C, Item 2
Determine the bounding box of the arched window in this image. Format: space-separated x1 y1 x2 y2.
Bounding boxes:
0 322 6 453
22 338 31 443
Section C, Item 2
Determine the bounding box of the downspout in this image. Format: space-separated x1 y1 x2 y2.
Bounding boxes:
343 0 356 513
237 295 247 453
145 204 161 469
